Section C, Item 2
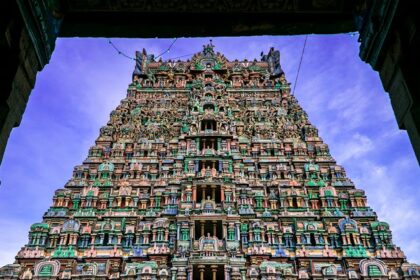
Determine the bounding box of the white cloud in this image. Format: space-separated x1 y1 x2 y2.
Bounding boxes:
351 157 420 263
0 220 29 266
335 133 374 162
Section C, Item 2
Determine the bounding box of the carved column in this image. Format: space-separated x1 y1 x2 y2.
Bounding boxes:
190 222 194 242
224 265 231 280
91 234 96 246
221 186 225 201
192 186 197 202
213 221 217 237
236 223 240 241
341 234 347 245
196 138 200 151
211 265 218 280
198 265 205 280
323 233 329 246
201 221 205 236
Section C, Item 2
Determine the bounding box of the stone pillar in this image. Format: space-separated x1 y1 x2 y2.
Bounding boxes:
296 234 301 245
190 222 194 241
201 221 205 236
236 223 240 241
213 221 217 237
221 186 225 201
171 267 177 280
198 265 205 280
323 233 329 246
211 265 218 280
202 187 206 202
193 186 197 202
241 270 246 280
341 234 347 245
225 265 231 280
187 266 193 280
211 185 216 200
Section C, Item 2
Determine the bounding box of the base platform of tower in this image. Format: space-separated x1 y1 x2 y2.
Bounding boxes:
1 43 419 279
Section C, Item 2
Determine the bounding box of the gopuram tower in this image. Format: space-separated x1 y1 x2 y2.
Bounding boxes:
1 42 419 279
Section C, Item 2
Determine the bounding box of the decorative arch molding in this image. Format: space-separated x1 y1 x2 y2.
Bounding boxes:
123 261 158 276
338 217 358 232
62 219 80 232
34 260 61 277
76 262 98 276
359 258 387 277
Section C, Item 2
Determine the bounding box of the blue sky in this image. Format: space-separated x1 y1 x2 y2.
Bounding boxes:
0 35 419 266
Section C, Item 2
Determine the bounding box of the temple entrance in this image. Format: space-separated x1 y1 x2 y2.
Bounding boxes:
198 160 221 173
193 265 224 280
201 120 217 131
203 103 215 112
195 220 223 240
201 137 218 151
197 185 221 203
199 160 214 169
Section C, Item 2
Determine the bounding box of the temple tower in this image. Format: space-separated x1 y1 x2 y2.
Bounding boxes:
1 43 419 279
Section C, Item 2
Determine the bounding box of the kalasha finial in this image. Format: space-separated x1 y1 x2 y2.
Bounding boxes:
203 39 215 56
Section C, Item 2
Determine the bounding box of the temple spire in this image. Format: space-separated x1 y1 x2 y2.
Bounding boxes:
1 46 417 280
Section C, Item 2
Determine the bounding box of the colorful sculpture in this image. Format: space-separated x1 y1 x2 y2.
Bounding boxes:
0 42 418 280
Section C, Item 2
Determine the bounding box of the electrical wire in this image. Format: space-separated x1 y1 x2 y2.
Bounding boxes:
155 38 178 59
109 38 184 61
292 35 309 95
108 40 136 60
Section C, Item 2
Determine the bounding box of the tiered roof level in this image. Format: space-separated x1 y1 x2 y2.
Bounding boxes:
1 42 419 280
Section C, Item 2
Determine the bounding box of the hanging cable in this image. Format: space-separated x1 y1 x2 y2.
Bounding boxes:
108 38 180 61
108 40 136 60
108 38 204 60
155 38 178 59
292 35 308 95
